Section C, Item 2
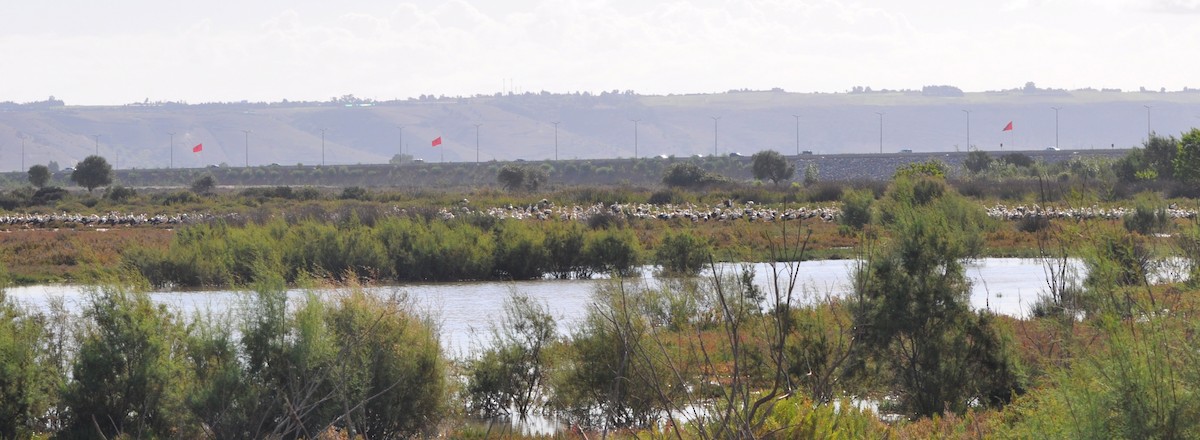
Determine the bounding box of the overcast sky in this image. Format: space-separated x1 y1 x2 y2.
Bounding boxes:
2 0 1198 105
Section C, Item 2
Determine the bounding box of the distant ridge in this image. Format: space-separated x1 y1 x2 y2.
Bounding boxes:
1 88 1196 172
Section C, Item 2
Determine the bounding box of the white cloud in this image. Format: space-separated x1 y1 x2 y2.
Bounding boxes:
0 0 1197 104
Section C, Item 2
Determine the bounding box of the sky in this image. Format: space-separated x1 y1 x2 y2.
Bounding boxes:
2 0 1199 105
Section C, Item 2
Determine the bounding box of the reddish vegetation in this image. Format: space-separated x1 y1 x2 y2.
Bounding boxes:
0 227 172 282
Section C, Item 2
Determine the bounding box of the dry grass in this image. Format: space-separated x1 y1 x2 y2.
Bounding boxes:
0 227 172 283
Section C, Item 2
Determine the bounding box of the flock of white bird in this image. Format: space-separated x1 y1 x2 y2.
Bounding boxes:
1 202 1196 229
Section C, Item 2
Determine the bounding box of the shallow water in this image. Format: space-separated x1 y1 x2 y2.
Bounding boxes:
5 258 1083 356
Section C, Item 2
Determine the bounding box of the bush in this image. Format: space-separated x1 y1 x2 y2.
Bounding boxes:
648 189 683 205
851 180 1021 417
662 162 726 188
466 293 556 419
807 182 844 202
549 282 680 429
62 288 194 438
839 188 874 230
543 221 590 279
653 231 711 276
491 220 549 280
1122 194 1170 235
336 186 366 200
191 174 217 195
1000 152 1035 168
964 150 992 173
103 184 137 202
30 186 69 205
583 229 642 277
0 292 61 438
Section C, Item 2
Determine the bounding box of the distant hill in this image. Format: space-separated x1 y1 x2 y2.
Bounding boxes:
1 88 1197 172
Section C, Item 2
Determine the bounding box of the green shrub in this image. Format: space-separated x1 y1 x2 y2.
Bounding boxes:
543 221 590 279
103 184 137 202
583 229 642 277
466 293 556 419
0 291 61 438
851 181 1022 418
549 281 680 429
653 230 711 276
62 288 195 438
1122 194 1169 235
491 220 549 280
839 188 874 230
30 186 68 205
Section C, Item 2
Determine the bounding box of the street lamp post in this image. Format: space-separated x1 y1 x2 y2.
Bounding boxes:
168 132 175 169
242 130 251 167
875 112 884 153
1051 107 1061 149
792 115 801 155
962 110 971 151
1144 105 1153 139
474 124 481 164
631 119 640 159
711 116 721 156
552 121 560 161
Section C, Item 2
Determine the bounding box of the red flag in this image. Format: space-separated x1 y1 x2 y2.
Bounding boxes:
192 143 203 152
431 136 442 147
1002 121 1013 131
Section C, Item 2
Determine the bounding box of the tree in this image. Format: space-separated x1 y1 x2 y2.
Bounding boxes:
839 188 875 230
653 231 711 275
803 162 820 186
1144 134 1179 180
70 155 112 192
62 289 193 438
466 293 556 419
27 165 50 188
497 165 527 191
388 153 413 165
662 162 725 188
497 165 548 192
963 150 992 174
191 174 217 195
1172 129 1200 182
751 150 796 185
851 178 1022 417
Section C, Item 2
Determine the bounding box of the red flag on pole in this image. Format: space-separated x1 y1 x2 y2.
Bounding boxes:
192 143 203 152
1002 121 1013 131
431 137 442 147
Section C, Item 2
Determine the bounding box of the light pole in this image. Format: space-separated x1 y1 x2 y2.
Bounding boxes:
631 119 640 159
474 124 481 164
792 115 801 155
242 130 251 167
962 110 971 151
320 128 326 166
93 134 100 156
398 125 404 165
167 132 175 169
711 116 721 156
552 121 560 161
1051 107 1061 149
1144 105 1153 139
875 112 884 153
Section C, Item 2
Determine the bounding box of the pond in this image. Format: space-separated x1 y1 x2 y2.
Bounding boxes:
5 258 1083 358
